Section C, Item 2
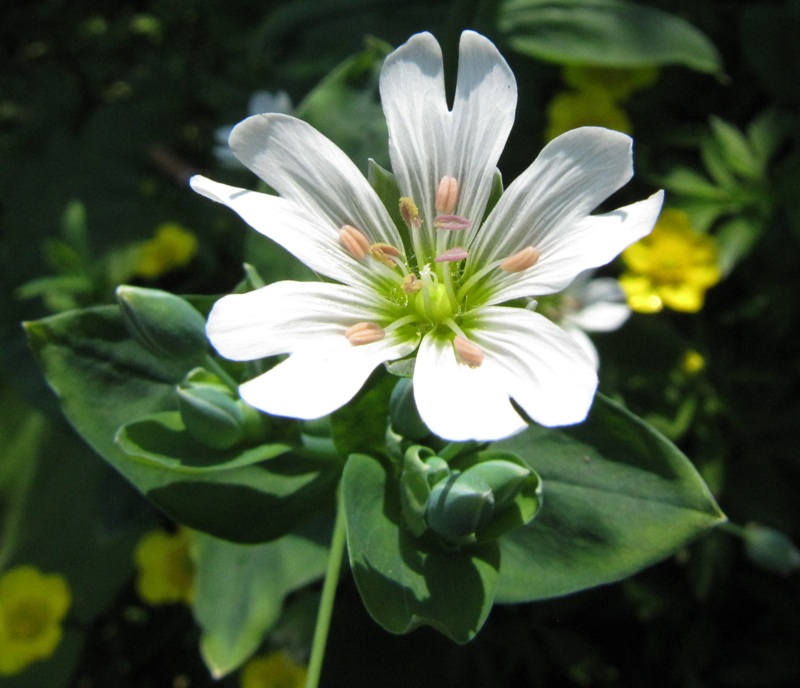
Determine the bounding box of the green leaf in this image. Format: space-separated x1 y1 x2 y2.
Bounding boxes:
342 453 500 643
192 522 330 677
499 0 723 74
715 216 763 277
116 412 290 474
330 369 395 458
25 306 339 543
493 395 725 603
709 117 762 180
659 167 728 201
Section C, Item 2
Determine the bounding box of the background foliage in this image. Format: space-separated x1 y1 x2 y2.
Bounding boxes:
2 0 799 686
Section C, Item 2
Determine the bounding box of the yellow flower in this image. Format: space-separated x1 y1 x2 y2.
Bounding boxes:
620 209 721 313
134 528 195 605
545 90 632 142
240 651 308 688
680 349 706 375
0 566 71 676
134 222 198 279
563 65 659 102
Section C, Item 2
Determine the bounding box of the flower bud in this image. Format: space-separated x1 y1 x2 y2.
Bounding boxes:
177 384 246 449
459 460 531 510
426 472 495 541
744 524 800 576
116 285 207 360
389 378 429 439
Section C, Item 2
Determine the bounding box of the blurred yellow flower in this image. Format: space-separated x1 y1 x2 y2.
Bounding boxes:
545 90 632 142
240 650 308 688
134 528 195 605
563 65 659 102
134 222 198 279
620 209 721 313
0 566 71 676
681 349 706 375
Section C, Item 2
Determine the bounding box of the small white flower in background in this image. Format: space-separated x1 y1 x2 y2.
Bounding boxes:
191 31 663 441
213 90 293 168
537 271 631 370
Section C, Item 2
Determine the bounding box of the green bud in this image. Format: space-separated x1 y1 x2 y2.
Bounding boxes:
116 285 207 360
176 384 245 449
389 378 429 439
178 368 268 448
460 460 531 510
744 524 800 576
426 472 494 541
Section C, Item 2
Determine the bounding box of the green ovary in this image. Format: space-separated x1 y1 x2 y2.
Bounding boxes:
414 283 455 324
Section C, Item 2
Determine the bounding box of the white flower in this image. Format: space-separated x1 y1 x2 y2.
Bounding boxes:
539 271 631 370
191 31 663 442
214 90 293 168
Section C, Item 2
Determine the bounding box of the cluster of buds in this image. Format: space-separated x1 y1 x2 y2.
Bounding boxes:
399 445 542 546
115 285 267 449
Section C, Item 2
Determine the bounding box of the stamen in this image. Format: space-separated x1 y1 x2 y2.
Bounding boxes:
436 176 459 215
399 197 422 228
434 214 472 231
454 335 484 368
401 274 422 294
344 321 385 345
435 247 469 263
339 224 370 260
369 242 403 267
500 246 541 273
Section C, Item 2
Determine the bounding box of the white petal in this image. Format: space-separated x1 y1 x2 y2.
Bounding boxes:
380 32 448 256
229 114 402 250
413 306 597 441
479 190 664 305
453 32 517 240
466 127 657 301
241 332 418 420
413 332 527 442
466 307 598 428
206 281 396 362
190 176 376 288
380 31 516 255
560 324 600 371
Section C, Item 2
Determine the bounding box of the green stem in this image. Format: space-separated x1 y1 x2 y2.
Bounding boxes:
719 521 748 539
305 497 347 688
203 354 239 393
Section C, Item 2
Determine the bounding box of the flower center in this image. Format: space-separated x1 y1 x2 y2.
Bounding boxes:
414 282 454 324
3 599 50 640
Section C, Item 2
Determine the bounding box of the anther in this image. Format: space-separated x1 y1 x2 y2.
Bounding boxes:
500 246 540 273
436 176 459 215
401 274 422 294
434 214 472 231
344 322 386 346
339 225 370 260
369 242 402 267
454 335 484 368
399 197 422 228
435 247 469 263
